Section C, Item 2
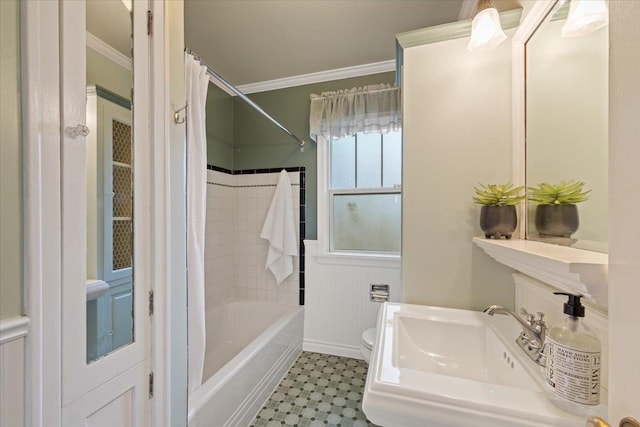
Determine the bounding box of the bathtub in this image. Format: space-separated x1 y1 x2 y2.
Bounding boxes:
188 300 304 427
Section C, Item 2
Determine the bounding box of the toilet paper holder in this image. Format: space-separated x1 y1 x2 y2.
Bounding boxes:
370 284 389 302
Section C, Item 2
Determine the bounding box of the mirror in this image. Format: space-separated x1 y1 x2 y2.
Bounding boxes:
85 0 134 363
525 0 608 252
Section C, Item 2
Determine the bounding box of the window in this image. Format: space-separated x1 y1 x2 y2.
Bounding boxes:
329 130 401 253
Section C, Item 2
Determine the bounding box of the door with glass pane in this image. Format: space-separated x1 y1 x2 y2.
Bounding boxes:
60 1 150 425
86 89 134 362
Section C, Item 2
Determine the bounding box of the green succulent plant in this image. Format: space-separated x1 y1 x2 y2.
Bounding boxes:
473 183 525 206
528 180 590 205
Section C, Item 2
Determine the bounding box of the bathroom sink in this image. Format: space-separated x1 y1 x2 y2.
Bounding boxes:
362 302 600 427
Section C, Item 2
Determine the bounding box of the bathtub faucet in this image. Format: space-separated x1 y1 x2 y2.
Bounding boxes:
483 305 547 366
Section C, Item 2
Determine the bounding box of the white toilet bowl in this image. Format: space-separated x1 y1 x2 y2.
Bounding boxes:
360 327 377 364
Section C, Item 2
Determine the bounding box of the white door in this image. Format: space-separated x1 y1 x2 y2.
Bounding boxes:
609 1 640 424
59 0 152 424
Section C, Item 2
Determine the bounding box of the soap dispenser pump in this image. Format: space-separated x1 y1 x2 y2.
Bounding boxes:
544 292 602 415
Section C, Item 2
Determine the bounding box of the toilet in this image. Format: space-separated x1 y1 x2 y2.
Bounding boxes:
360 327 377 364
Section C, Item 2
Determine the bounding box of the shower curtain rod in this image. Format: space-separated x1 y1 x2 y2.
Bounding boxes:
185 47 307 148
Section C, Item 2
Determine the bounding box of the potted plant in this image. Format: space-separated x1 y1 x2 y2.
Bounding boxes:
473 183 525 239
528 180 590 238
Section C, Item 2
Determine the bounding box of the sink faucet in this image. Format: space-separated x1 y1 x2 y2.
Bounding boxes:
484 305 547 366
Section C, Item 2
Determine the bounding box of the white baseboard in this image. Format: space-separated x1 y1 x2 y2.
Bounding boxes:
303 339 363 360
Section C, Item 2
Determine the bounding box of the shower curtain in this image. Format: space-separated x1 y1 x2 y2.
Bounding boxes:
186 53 209 393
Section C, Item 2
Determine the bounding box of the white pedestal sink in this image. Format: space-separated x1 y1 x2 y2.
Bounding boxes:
362 302 606 427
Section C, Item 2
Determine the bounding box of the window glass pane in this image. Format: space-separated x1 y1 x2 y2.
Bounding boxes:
333 193 401 252
330 135 355 189
356 132 382 188
383 131 402 188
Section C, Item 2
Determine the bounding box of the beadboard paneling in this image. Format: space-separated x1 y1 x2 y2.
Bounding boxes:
303 241 401 358
0 317 28 427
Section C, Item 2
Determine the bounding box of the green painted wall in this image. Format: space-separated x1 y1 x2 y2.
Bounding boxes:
0 0 23 320
205 82 234 169
233 72 396 239
86 47 132 100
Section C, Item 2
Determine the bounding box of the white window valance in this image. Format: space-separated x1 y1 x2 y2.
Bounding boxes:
309 83 401 141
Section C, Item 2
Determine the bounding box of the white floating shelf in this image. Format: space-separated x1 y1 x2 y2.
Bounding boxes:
473 237 608 307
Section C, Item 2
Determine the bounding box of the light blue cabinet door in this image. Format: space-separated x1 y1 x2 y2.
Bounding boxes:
109 280 133 350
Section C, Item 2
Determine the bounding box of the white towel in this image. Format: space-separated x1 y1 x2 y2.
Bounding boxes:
260 170 298 285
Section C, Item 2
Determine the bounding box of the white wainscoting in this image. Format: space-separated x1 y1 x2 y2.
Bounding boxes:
303 241 402 359
514 273 609 393
0 316 29 427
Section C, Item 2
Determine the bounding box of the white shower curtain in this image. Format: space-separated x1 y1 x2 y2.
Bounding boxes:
186 53 209 394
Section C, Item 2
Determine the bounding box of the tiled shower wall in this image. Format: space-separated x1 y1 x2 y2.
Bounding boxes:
205 169 302 314
204 170 236 310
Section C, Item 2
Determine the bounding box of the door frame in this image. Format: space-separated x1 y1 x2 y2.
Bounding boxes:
22 0 187 426
22 0 62 425
147 1 189 426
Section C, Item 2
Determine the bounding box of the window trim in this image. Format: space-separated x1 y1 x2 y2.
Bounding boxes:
316 131 402 257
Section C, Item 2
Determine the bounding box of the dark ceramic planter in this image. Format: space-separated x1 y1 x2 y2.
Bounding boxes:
535 204 579 237
480 205 517 239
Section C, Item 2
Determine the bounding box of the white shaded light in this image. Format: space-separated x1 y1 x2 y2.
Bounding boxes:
467 6 507 52
121 0 132 12
562 0 608 38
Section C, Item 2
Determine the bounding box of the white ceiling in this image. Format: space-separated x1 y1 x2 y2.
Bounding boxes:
184 0 465 86
87 0 531 88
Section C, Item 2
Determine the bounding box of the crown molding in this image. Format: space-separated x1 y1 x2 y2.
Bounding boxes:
208 74 238 97
86 31 132 71
397 8 522 49
236 60 396 94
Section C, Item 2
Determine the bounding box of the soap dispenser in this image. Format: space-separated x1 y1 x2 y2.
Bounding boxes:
545 292 602 415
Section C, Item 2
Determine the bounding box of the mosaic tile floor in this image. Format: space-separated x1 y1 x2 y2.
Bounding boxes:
251 352 379 427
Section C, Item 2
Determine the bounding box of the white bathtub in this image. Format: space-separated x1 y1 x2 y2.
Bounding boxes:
188 300 304 427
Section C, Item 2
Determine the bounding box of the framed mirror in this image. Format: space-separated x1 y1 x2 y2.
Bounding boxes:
525 0 608 251
515 0 608 253
501 0 610 310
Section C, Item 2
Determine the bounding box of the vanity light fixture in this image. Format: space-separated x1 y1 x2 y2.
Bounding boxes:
562 0 608 38
467 0 507 52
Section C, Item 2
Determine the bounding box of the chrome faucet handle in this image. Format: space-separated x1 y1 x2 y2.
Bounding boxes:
485 305 546 366
532 312 547 341
519 308 535 325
